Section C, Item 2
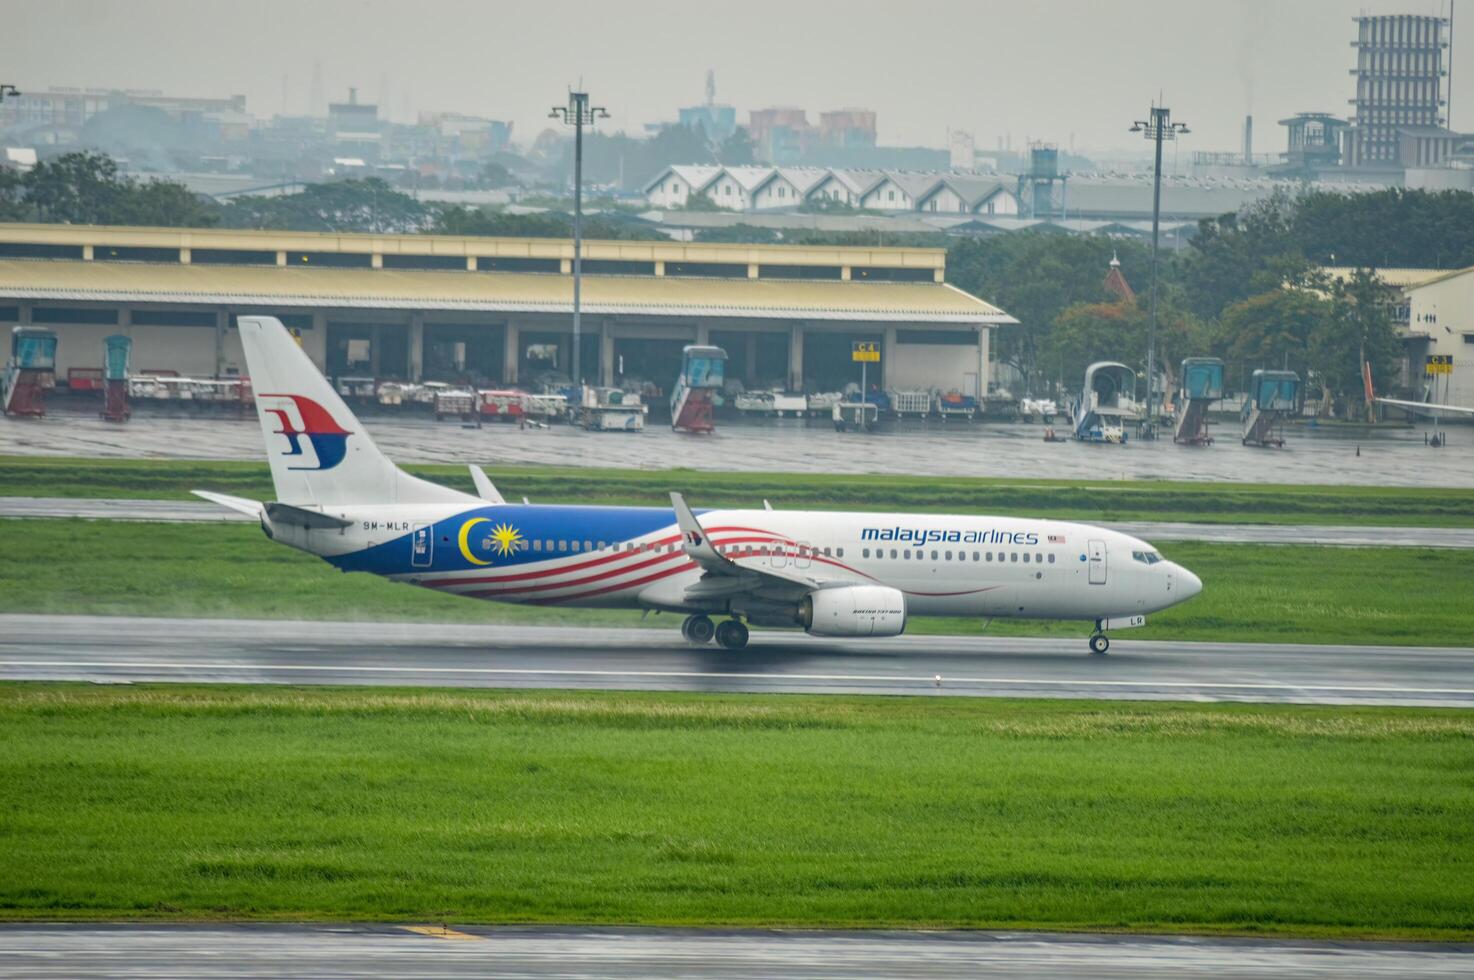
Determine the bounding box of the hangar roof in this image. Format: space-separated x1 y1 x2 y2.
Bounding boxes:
0 260 1014 324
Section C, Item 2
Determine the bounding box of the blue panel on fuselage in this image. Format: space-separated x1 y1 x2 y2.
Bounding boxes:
327 504 681 575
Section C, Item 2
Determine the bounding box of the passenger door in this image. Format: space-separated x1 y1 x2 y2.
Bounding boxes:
1087 539 1107 585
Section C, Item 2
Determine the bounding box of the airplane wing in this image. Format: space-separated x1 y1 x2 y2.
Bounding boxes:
669 492 842 597
1376 397 1474 418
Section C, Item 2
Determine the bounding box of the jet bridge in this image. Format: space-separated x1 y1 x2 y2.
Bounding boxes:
1241 369 1300 448
1072 361 1140 443
1173 356 1224 445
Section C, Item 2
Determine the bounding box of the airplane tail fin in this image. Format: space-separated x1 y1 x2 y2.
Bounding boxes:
237 316 471 507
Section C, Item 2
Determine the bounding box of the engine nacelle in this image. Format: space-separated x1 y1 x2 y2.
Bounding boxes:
798 586 907 638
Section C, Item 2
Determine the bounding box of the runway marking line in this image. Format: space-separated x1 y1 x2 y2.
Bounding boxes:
2 660 1473 697
400 925 484 941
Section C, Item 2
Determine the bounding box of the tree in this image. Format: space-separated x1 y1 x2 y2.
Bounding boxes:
717 128 757 166
946 232 1155 387
110 179 218 228
680 191 724 212
1045 298 1205 396
219 179 426 233
1178 189 1306 320
1319 268 1400 418
1293 188 1474 269
478 162 517 189
22 152 127 223
1216 288 1332 397
0 168 26 221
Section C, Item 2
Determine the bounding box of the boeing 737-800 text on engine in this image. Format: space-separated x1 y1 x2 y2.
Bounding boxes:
197 317 1202 653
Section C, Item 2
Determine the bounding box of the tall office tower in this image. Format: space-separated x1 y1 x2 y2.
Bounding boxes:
1345 14 1448 169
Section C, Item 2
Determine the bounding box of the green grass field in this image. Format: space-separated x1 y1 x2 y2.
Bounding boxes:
3 455 1472 527
1 684 1470 938
2 518 1471 645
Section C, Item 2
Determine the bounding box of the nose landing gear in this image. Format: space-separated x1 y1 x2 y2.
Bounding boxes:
1088 632 1110 655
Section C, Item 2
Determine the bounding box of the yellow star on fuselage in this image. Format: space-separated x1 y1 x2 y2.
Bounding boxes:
489 522 524 557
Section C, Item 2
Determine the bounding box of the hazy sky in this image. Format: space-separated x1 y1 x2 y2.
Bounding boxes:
4 0 1470 158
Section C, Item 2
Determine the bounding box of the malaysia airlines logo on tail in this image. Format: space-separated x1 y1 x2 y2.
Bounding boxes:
260 394 353 470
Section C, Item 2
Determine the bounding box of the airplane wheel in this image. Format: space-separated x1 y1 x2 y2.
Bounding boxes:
683 615 715 645
1089 633 1110 655
715 620 749 650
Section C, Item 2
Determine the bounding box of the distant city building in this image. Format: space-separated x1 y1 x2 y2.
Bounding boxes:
1344 14 1449 170
819 109 876 149
0 86 247 142
748 108 814 164
642 164 1018 216
949 131 976 171
417 111 513 155
1274 112 1348 178
327 88 380 161
677 70 737 144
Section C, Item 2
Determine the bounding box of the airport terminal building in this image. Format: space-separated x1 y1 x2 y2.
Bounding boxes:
0 224 1014 397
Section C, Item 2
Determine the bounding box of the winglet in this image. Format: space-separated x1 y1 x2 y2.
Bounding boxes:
469 465 505 504
670 491 731 570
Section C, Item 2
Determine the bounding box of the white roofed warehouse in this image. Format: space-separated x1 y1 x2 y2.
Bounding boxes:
0 223 1015 400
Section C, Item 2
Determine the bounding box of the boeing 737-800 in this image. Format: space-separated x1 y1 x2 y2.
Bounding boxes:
197 317 1202 654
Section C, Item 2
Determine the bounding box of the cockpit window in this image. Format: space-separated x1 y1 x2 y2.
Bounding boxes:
1132 550 1163 565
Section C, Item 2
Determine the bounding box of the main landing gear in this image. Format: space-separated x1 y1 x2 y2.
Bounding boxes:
1088 632 1110 655
682 614 749 650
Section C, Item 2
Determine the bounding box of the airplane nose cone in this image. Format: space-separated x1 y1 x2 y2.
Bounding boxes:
1178 566 1202 599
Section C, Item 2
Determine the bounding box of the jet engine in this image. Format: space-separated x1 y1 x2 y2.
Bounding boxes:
798 586 907 637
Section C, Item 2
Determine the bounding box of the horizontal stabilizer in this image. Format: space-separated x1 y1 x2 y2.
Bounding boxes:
264 501 353 530
191 490 264 518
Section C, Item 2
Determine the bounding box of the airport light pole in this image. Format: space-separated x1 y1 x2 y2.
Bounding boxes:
550 91 608 387
1130 105 1188 438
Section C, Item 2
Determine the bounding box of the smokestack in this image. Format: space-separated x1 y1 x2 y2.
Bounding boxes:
1243 114 1253 164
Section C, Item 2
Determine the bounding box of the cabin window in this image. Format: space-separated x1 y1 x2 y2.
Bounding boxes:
558 540 568 552
944 550 952 560
862 548 870 558
1011 552 1019 562
1023 553 1031 564
533 540 543 551
836 548 844 558
596 541 605 550
583 540 593 552
903 550 912 560
1048 553 1056 564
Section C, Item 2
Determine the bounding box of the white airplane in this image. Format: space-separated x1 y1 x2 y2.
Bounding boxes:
197 317 1202 655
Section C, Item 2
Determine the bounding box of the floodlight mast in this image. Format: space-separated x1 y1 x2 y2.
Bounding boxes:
1129 105 1188 438
550 91 609 388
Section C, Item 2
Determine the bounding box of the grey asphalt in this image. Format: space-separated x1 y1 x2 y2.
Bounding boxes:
1 924 1469 978
6 405 1474 487
5 495 1473 548
3 615 1471 707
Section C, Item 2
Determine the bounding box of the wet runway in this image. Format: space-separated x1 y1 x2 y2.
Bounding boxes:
4 496 1472 548
3 615 1471 707
2 924 1470 979
4 405 1472 487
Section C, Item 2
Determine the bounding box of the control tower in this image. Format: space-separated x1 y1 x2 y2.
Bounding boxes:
1016 142 1068 219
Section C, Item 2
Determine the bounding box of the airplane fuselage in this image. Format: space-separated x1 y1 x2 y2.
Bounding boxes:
269 503 1198 624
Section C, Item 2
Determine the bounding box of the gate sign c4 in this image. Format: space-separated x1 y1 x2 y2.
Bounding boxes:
852 341 880 363
1426 354 1453 375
